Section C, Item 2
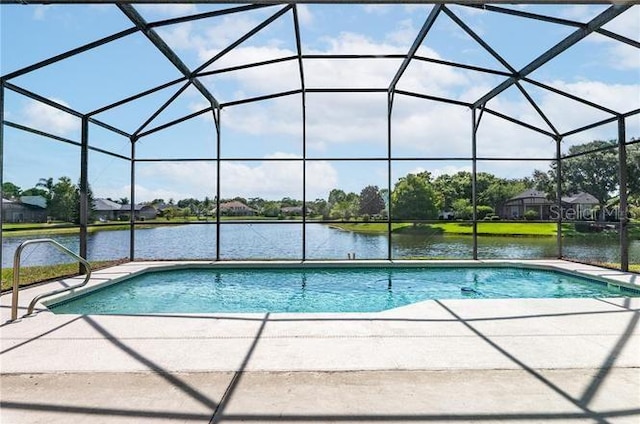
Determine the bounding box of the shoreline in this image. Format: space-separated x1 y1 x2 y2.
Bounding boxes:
3 220 637 239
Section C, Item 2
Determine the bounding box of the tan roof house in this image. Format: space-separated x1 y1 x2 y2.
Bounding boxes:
216 201 257 216
501 190 599 220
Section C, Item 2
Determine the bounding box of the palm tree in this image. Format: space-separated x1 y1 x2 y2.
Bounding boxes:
36 177 54 202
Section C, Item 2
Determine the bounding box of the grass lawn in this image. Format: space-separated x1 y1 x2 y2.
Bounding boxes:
332 222 562 237
1 259 126 292
2 215 312 237
598 263 640 274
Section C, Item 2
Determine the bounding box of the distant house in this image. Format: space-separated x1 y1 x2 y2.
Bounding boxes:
502 189 552 219
20 195 47 209
94 198 122 221
2 198 47 223
560 192 599 220
120 204 158 221
94 198 158 221
501 189 599 220
216 201 257 216
281 206 306 216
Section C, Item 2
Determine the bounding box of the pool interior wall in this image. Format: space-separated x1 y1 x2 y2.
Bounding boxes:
44 260 640 315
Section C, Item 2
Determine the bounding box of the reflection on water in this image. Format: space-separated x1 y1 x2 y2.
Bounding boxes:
2 223 638 267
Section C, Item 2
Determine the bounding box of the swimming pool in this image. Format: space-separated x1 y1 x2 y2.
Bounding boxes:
48 265 638 314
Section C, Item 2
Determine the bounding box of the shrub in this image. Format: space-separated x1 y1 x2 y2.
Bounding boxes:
476 205 494 220
524 210 539 221
574 221 603 233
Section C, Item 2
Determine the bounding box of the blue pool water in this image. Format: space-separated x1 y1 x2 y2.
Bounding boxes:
48 266 635 314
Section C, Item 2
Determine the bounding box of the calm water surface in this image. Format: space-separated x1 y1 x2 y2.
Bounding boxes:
50 266 632 314
2 223 638 267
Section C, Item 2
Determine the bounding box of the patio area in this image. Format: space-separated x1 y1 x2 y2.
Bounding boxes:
1 260 639 423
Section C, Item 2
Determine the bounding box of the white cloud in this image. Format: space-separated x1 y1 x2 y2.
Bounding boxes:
139 161 215 184
21 99 78 136
312 31 406 55
220 154 337 200
221 94 301 136
558 5 606 22
430 164 472 178
157 22 198 51
33 6 50 21
391 100 471 157
131 154 338 201
386 19 417 46
296 4 313 26
579 8 640 71
604 7 640 42
406 164 472 180
362 5 393 15
151 8 639 191
96 184 189 205
607 42 639 70
135 4 198 18
543 79 639 116
200 15 263 52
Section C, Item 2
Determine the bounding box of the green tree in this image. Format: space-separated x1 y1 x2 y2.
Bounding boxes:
280 197 300 207
21 187 48 198
162 207 177 221
310 198 329 219
359 185 385 216
391 173 438 222
480 178 528 213
149 198 165 206
330 200 358 220
2 182 22 199
36 177 55 203
432 173 460 211
72 179 95 224
49 177 76 222
261 201 281 217
626 142 639 201
531 169 555 199
560 140 619 220
247 197 265 211
202 196 214 216
328 189 347 206
452 198 473 220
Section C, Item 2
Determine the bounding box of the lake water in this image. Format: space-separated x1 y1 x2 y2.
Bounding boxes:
2 223 638 268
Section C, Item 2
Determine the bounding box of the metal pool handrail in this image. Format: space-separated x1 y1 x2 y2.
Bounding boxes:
11 239 92 322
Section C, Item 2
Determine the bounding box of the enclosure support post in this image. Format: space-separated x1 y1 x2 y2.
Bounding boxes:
618 117 629 272
0 82 4 266
471 107 479 260
387 91 394 261
293 5 307 262
215 108 222 262
129 138 136 261
301 93 307 261
555 136 563 259
79 116 89 274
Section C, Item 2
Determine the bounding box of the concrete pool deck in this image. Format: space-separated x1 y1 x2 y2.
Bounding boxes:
1 260 639 423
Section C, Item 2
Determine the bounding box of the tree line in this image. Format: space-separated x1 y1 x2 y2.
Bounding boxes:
3 139 638 223
3 177 94 224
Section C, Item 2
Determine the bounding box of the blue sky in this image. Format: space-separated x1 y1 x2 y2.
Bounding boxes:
1 2 639 203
